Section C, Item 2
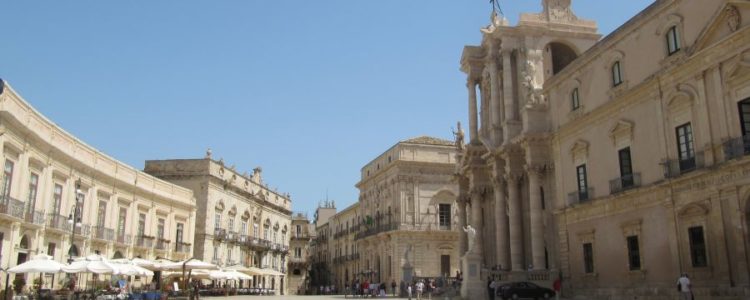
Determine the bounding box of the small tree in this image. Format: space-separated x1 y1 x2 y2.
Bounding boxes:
12 277 26 295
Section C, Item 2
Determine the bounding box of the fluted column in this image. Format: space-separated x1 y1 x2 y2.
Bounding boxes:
458 197 468 256
467 79 479 142
488 48 503 144
501 49 514 122
528 168 545 270
493 176 509 270
506 174 523 271
469 189 483 255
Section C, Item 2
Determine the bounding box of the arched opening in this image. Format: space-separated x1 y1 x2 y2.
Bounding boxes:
547 42 578 75
112 251 124 259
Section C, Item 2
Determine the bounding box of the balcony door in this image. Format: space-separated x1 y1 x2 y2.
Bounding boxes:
740 99 750 153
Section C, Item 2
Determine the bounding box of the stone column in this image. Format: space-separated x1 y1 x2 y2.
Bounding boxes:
493 175 509 270
469 188 484 255
488 47 503 144
528 167 545 270
506 174 523 271
467 79 479 142
501 48 514 122
458 197 468 256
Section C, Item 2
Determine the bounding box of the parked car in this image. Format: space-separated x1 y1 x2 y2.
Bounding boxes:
496 281 555 300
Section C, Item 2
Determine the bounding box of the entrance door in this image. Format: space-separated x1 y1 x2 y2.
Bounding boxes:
440 255 450 277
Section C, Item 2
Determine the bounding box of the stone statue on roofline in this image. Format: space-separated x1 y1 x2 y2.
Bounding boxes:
453 121 465 151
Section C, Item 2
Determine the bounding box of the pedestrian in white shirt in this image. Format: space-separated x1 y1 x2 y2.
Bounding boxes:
677 273 692 300
416 280 424 300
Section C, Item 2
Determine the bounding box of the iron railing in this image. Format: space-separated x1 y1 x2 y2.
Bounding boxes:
175 242 191 253
24 210 45 225
609 173 641 194
0 196 25 219
135 235 154 248
155 239 170 250
214 228 227 240
115 234 131 245
93 226 115 241
723 136 750 160
47 213 69 231
663 151 705 178
567 188 594 205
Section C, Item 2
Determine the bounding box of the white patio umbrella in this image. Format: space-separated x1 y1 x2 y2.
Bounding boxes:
62 254 115 274
157 259 218 271
225 265 263 276
110 258 157 270
225 270 252 281
109 262 154 276
8 254 66 273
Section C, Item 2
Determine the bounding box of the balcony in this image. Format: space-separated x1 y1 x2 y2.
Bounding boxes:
237 234 249 243
663 151 705 178
0 196 25 220
245 237 272 251
609 173 641 194
155 239 171 251
354 222 398 240
175 242 191 253
226 231 238 243
135 235 154 248
46 213 69 232
92 226 115 241
115 234 131 245
723 136 750 160
24 210 45 226
214 228 227 241
567 188 594 205
292 233 310 240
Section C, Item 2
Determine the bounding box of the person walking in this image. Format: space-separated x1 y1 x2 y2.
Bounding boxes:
487 276 495 300
391 280 397 297
407 283 413 300
677 273 692 300
416 280 424 300
553 278 561 300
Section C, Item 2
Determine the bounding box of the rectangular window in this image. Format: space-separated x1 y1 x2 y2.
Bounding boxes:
26 173 39 214
157 218 165 239
296 225 301 236
438 204 451 228
117 207 126 236
583 243 594 273
241 221 248 235
3 160 14 199
137 213 146 237
253 223 259 237
75 189 85 223
214 213 221 230
612 61 623 86
667 26 681 55
97 201 107 228
618 147 634 188
626 235 641 270
213 246 219 261
52 184 63 216
47 242 56 257
688 226 708 267
228 218 234 232
739 99 750 154
571 88 580 110
676 123 696 171
441 255 450 276
176 223 184 244
576 164 589 201
264 227 269 240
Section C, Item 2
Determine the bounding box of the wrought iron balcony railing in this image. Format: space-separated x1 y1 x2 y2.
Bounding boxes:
0 196 25 219
175 242 191 253
135 235 154 248
24 210 45 225
609 173 641 194
115 234 131 245
155 239 171 250
93 226 115 241
723 136 750 160
663 151 705 178
567 188 594 205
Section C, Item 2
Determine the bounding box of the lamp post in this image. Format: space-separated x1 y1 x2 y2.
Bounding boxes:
67 179 83 264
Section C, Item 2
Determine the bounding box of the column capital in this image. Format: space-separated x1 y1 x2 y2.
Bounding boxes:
504 172 524 183
525 164 550 179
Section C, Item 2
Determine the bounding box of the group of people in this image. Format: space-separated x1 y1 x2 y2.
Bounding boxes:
402 279 437 300
344 279 395 298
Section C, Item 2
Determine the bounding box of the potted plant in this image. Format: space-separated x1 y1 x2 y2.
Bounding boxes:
32 278 43 290
12 277 26 295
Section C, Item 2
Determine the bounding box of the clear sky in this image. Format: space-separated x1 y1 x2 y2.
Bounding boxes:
0 0 653 216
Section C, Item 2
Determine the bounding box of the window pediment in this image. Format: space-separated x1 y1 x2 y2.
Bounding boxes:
679 203 710 218
569 140 589 161
692 3 748 54
609 120 634 147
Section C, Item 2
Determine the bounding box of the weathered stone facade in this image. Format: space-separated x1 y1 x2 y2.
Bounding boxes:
145 158 292 295
287 212 313 295
457 0 750 299
0 80 197 288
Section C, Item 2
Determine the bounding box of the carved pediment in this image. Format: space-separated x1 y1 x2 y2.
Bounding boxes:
692 2 749 54
569 140 589 160
679 203 710 218
723 50 750 81
609 120 634 146
215 199 225 211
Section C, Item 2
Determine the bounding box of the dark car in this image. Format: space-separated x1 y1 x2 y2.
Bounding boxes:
496 281 555 300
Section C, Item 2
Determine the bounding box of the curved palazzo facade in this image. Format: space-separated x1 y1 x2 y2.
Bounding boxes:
456 0 750 299
0 80 197 288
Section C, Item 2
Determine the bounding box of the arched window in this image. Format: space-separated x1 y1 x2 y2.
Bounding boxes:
612 61 623 87
571 88 580 110
666 26 681 55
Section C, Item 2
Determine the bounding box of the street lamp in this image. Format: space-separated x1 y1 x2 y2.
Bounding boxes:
67 179 83 264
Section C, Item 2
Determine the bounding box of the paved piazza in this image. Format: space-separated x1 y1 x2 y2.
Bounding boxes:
202 296 412 300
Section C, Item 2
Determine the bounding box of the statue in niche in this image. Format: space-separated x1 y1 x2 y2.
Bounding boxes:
453 122 465 150
522 55 546 106
404 244 413 266
463 225 477 253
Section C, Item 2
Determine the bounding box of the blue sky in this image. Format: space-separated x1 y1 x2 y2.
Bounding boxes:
0 0 653 216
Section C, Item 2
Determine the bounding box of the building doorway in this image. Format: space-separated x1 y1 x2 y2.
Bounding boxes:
440 255 450 277
16 235 29 281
